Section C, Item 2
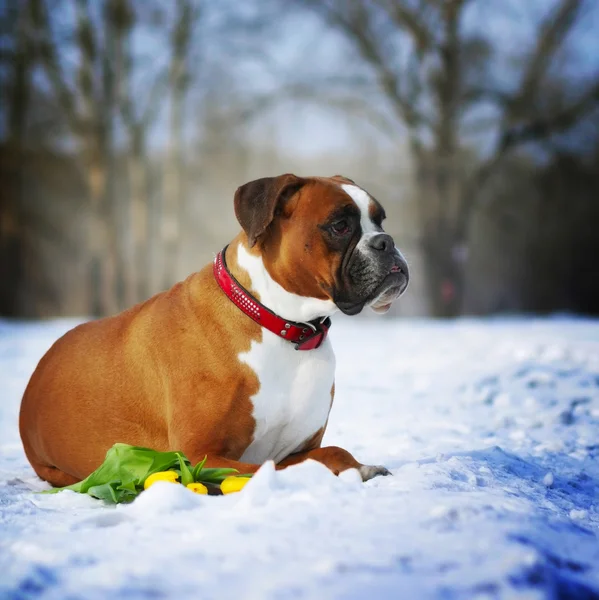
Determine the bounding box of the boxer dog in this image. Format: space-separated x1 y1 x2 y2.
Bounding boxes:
20 174 409 487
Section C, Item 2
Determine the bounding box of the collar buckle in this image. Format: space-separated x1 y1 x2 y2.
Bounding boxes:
294 317 331 351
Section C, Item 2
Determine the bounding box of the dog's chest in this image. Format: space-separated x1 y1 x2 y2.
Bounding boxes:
238 332 335 465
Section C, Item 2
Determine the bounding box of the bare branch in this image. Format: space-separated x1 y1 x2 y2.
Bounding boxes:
235 82 402 138
161 0 199 290
446 0 590 233
170 0 195 94
512 0 583 117
110 0 165 139
374 0 434 56
460 86 512 108
7 1 34 145
140 72 169 129
74 0 98 129
502 80 599 151
29 0 79 133
434 0 463 153
305 0 429 132
458 77 599 236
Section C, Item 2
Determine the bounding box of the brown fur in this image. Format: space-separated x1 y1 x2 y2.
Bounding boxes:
19 177 372 486
259 178 355 299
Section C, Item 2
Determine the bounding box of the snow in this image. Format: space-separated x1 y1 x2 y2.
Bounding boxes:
1 317 599 599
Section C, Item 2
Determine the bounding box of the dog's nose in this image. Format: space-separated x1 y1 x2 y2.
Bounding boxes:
369 233 395 253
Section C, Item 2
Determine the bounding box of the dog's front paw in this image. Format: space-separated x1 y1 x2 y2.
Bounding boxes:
358 465 392 482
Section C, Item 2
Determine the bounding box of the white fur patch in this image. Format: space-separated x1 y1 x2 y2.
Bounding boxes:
341 184 378 236
341 183 396 262
237 245 337 323
236 244 336 464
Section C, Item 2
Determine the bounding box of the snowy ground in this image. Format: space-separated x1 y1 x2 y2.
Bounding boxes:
1 318 599 600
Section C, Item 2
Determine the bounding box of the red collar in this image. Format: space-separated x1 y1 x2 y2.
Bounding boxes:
213 248 332 351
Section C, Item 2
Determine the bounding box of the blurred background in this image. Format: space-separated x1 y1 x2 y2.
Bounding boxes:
1 0 598 319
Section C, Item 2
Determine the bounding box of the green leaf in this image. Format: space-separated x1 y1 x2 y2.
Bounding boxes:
41 444 189 502
118 478 138 493
192 455 208 481
177 453 194 487
195 467 239 484
87 482 119 503
39 443 251 503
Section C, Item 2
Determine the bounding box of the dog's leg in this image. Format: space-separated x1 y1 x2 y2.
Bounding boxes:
277 446 390 482
30 463 80 487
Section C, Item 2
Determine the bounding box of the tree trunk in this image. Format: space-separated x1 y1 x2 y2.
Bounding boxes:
86 163 118 316
75 0 118 316
129 131 150 302
161 0 193 292
1 3 32 316
416 151 468 318
421 230 465 318
418 1 466 317
161 96 184 292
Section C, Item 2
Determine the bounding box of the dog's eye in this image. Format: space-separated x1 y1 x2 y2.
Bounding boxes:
329 219 351 236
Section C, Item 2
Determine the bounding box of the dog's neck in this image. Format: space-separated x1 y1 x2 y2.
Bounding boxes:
224 238 338 324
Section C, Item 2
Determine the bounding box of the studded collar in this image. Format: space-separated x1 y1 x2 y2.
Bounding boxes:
213 247 332 351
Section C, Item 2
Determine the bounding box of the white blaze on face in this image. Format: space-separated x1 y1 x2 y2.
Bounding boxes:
341 184 378 235
341 183 395 260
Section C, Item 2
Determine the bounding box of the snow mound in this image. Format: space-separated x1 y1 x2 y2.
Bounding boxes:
127 481 204 516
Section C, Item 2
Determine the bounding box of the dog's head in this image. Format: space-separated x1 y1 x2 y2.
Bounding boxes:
234 174 409 315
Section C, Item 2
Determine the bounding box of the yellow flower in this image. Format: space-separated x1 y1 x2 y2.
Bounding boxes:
220 476 250 495
186 483 208 495
144 471 179 490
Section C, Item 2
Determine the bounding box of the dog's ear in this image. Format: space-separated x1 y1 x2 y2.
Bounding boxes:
234 174 306 247
332 174 355 185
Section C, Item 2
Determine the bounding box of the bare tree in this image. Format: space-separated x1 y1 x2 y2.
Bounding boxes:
296 0 599 315
109 0 165 305
161 0 198 291
27 0 176 314
0 1 34 315
30 0 120 315
1 0 277 317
